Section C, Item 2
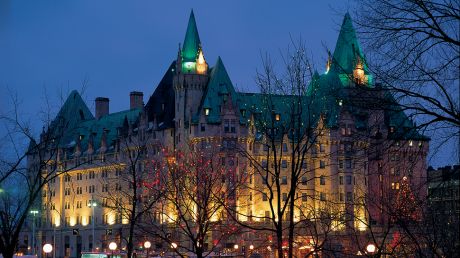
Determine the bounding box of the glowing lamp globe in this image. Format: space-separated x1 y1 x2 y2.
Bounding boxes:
43 244 53 254
144 241 151 249
366 244 376 253
109 242 117 251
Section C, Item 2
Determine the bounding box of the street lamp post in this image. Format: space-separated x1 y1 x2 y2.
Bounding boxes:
366 243 377 257
30 210 39 256
109 242 117 258
144 241 151 258
43 244 53 258
88 199 97 251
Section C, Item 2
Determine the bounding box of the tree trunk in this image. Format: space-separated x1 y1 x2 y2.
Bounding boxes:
288 192 295 258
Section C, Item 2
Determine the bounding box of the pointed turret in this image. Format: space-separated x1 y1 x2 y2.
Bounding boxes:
199 57 237 122
331 13 372 86
182 10 201 62
331 13 367 74
181 10 208 74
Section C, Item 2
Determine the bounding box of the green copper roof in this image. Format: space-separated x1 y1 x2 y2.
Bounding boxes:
182 10 201 62
76 108 142 152
48 90 94 145
196 57 237 123
331 13 368 75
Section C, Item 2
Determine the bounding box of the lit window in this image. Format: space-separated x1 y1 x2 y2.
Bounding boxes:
409 140 413 147
204 108 210 116
275 114 281 121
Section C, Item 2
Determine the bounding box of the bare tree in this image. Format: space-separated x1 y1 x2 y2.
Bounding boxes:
352 0 460 157
0 90 89 258
99 117 164 258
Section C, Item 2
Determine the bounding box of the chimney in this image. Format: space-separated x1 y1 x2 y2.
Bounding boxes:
95 97 109 119
130 91 144 109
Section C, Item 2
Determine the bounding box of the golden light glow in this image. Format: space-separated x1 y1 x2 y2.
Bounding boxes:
70 217 76 226
196 49 207 74
108 212 115 225
353 58 367 84
82 216 88 226
54 215 60 227
326 56 331 74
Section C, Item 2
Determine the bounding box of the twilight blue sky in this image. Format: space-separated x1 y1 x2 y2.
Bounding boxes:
0 1 454 167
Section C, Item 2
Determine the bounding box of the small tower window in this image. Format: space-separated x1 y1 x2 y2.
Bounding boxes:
275 114 281 121
204 108 210 116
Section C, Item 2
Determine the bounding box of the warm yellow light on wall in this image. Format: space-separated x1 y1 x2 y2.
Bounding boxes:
54 216 60 227
82 217 88 226
196 50 207 74
70 217 76 226
108 213 115 225
353 58 366 84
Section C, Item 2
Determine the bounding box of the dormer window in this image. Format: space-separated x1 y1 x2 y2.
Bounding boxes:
275 114 281 121
389 126 395 133
204 108 210 116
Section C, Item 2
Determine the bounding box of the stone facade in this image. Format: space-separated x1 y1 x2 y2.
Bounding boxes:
23 11 429 258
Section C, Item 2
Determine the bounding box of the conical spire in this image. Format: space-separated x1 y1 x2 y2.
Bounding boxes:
182 10 202 62
331 13 367 74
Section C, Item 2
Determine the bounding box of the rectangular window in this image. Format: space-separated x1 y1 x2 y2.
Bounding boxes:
346 175 352 185
224 119 230 133
262 193 268 201
283 143 288 152
339 176 343 185
282 193 287 201
263 145 269 152
320 192 326 201
339 159 344 169
301 176 307 185
345 159 352 169
230 119 236 133
346 125 352 135
200 123 205 132
275 114 281 121
340 192 344 202
302 193 307 202
346 192 353 201
320 160 326 169
262 160 268 169
320 175 326 185
302 161 307 169
320 144 325 153
282 160 287 168
281 176 287 185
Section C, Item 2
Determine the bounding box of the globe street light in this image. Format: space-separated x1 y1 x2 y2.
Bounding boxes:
43 244 53 258
109 242 117 258
144 241 151 258
366 243 376 254
30 210 39 255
